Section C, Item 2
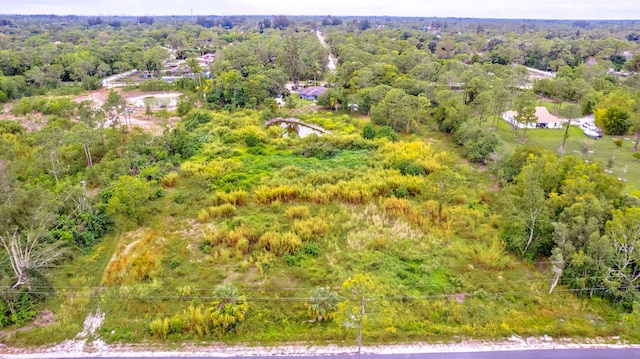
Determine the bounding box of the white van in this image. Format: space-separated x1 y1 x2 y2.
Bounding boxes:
581 122 602 139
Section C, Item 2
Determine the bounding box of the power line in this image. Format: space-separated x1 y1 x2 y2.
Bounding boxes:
0 276 624 292
0 274 624 291
14 285 639 302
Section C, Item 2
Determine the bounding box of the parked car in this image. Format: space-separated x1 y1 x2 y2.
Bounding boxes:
581 122 603 139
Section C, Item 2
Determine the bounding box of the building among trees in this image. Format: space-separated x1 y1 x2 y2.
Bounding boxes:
503 106 565 129
298 86 327 101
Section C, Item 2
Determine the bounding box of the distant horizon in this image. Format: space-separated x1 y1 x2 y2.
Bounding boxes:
3 0 640 21
1 13 639 22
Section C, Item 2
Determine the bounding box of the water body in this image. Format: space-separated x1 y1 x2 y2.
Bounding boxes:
138 96 178 108
281 123 325 138
129 93 182 108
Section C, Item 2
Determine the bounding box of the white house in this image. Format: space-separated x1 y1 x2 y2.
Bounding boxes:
502 106 565 129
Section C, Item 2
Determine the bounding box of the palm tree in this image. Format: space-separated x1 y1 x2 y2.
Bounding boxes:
209 283 248 330
308 286 339 321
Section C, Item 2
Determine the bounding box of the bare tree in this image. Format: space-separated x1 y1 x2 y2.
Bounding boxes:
504 157 549 257
607 208 640 298
102 89 128 131
548 247 565 294
0 209 67 290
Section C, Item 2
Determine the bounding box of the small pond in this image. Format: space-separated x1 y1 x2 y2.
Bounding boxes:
129 93 181 108
281 123 325 138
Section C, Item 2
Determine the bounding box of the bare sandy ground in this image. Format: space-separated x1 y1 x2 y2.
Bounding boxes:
3 307 636 357
74 88 180 134
1 327 638 359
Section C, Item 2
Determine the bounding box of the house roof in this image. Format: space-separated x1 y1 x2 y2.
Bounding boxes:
504 107 563 124
534 106 563 123
504 110 518 118
298 86 326 97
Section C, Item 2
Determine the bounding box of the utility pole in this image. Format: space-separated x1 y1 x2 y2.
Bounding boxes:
357 295 364 358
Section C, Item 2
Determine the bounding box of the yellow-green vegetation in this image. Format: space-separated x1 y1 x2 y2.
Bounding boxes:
7 108 630 346
3 15 640 349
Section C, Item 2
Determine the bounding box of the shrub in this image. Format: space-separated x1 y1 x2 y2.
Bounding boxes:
0 287 37 327
299 140 337 159
382 197 416 217
613 138 624 150
105 176 159 228
284 252 304 266
209 204 237 218
203 228 228 247
376 126 397 141
285 205 310 220
161 172 179 188
223 133 239 144
245 132 261 147
305 243 320 256
183 110 213 131
177 96 194 116
375 141 445 175
258 231 302 256
170 258 180 269
595 106 631 135
210 283 248 330
168 314 185 334
362 123 376 140
254 185 301 204
291 217 327 240
150 317 170 339
307 189 330 204
423 200 441 221
0 120 25 135
308 286 339 321
197 209 210 223
211 190 248 206
227 226 260 247
247 146 265 155
397 161 427 176
236 237 250 254
181 304 211 337
452 122 499 163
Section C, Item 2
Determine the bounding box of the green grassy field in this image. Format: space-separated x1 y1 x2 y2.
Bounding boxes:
490 117 640 190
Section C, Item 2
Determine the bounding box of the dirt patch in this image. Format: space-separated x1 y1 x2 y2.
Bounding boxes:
74 88 181 135
125 113 179 135
74 88 176 107
33 311 55 327
449 293 468 304
0 112 48 133
73 89 110 107
0 310 56 340
77 309 105 339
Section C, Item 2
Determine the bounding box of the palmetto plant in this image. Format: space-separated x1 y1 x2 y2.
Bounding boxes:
210 283 248 330
308 286 339 321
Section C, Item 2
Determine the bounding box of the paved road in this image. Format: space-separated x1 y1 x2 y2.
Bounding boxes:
79 349 640 359
102 69 139 88
316 30 337 71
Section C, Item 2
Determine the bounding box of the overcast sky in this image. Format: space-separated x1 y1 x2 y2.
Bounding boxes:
3 0 639 20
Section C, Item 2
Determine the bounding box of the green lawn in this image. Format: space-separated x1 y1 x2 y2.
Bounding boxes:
490 117 640 190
